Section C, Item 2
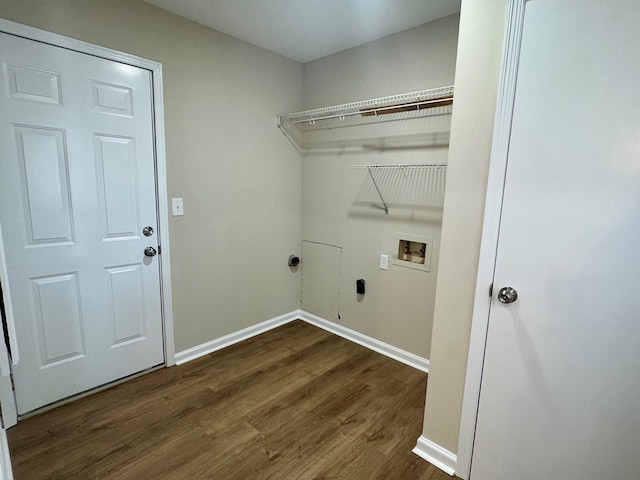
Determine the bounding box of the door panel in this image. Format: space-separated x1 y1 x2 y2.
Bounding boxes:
4 62 62 105
90 81 133 117
106 263 146 346
32 273 84 366
0 32 164 414
15 126 74 244
471 1 640 479
94 134 139 239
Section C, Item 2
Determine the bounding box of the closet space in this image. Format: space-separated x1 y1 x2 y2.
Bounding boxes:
281 15 458 365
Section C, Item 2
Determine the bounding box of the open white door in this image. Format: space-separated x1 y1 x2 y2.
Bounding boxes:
470 1 640 479
0 31 165 415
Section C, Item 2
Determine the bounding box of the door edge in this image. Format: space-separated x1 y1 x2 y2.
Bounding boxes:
455 0 528 477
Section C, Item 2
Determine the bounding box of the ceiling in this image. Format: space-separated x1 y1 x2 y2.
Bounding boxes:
143 0 462 63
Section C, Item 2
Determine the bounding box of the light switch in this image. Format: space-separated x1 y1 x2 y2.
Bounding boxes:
172 198 184 216
380 254 389 270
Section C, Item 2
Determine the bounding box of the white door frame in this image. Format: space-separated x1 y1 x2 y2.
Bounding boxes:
0 19 176 427
455 0 528 478
0 428 12 480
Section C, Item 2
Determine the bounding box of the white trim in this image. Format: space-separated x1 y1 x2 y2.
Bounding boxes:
175 309 429 373
0 225 18 368
0 429 12 480
0 224 17 427
174 311 300 365
0 19 175 369
0 375 16 429
298 310 429 372
149 57 176 367
412 435 456 476
0 19 161 69
455 1 528 478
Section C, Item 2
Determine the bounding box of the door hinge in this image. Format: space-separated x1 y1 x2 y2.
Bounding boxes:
489 283 493 297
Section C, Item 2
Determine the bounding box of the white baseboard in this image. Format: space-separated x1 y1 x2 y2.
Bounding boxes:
175 309 429 374
174 311 299 365
297 310 429 372
412 435 456 476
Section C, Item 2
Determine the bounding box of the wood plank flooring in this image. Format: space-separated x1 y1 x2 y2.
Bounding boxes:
7 320 450 479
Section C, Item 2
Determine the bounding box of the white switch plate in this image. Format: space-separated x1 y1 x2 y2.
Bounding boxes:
380 254 389 270
172 198 184 216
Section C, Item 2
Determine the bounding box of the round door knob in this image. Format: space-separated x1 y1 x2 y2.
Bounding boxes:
498 286 518 304
144 247 157 257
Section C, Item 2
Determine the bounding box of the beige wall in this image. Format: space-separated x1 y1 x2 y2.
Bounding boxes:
0 0 303 352
300 16 459 359
303 16 459 109
421 0 509 455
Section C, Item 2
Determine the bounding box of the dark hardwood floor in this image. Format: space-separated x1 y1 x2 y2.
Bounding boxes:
7 320 449 479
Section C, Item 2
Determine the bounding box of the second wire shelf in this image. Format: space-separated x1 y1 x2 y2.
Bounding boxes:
349 164 447 215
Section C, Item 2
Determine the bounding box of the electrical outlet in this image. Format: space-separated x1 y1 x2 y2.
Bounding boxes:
172 198 184 216
380 254 389 270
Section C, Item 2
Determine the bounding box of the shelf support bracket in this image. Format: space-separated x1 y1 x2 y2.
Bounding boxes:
367 167 389 215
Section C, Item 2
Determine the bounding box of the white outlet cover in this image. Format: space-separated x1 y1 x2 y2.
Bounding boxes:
380 254 389 270
172 197 184 216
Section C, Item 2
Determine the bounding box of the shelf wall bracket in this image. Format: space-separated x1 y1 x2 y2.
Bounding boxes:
367 167 389 215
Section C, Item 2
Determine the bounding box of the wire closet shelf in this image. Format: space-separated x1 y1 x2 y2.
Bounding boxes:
348 163 447 169
277 85 454 152
348 163 447 215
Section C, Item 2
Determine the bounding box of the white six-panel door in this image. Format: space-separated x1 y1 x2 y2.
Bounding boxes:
0 32 164 414
470 1 640 478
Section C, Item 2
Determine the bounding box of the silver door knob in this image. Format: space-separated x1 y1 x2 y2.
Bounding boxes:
142 226 154 237
498 286 518 304
144 247 157 257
